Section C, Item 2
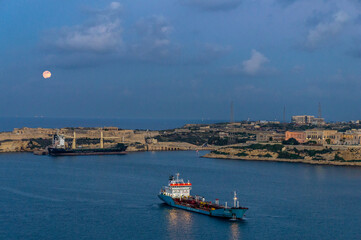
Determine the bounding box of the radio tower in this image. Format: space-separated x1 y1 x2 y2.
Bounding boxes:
283 106 286 123
318 102 322 118
230 101 234 123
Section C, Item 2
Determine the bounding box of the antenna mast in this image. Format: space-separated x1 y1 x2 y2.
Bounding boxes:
318 102 322 118
230 101 234 123
283 106 286 123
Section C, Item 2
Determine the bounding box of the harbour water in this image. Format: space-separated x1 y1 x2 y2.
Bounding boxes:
0 151 360 239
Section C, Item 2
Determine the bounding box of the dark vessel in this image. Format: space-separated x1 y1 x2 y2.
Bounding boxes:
48 133 127 156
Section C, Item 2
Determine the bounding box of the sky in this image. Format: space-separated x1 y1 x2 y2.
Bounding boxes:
1 0 361 121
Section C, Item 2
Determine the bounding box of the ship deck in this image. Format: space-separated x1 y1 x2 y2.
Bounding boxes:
173 196 247 212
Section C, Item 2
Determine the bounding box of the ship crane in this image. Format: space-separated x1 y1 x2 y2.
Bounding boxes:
60 129 127 149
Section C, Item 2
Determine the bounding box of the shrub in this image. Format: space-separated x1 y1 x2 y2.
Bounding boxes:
277 152 303 159
211 150 229 155
303 148 332 157
245 144 283 153
334 154 345 161
312 155 325 161
303 141 317 145
236 152 248 157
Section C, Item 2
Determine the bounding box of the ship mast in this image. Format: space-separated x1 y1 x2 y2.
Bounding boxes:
72 131 76 149
100 129 104 149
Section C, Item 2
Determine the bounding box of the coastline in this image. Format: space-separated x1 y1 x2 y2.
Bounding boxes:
202 153 361 167
2 125 361 168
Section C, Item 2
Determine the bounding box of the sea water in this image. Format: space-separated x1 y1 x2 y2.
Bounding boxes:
0 151 360 239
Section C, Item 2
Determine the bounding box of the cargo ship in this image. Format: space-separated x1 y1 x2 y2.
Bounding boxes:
158 173 248 220
48 132 127 156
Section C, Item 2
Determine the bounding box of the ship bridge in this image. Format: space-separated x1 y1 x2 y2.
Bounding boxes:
163 173 192 198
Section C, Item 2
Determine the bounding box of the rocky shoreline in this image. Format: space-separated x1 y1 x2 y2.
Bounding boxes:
203 153 361 167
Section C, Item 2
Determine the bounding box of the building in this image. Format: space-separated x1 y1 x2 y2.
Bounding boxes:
305 129 324 144
322 130 338 145
337 130 361 145
292 115 314 124
291 115 325 125
285 131 306 143
312 118 325 125
256 132 285 143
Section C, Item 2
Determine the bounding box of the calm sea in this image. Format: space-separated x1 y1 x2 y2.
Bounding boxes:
0 117 223 132
0 151 360 239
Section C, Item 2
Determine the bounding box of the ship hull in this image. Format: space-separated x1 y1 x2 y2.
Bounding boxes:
158 194 247 220
48 148 127 156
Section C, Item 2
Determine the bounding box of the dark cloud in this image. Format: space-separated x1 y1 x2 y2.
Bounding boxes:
179 0 242 11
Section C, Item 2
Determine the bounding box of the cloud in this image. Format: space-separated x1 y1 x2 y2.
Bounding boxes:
179 0 242 11
224 50 271 76
52 21 123 53
43 2 123 54
128 15 177 62
242 50 269 75
305 11 350 48
41 2 230 67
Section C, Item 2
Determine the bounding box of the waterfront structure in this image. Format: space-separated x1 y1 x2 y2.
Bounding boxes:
285 131 306 143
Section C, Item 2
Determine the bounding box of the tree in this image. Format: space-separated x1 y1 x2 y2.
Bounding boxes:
282 138 299 145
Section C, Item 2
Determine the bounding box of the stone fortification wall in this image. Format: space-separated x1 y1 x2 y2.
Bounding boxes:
0 127 157 152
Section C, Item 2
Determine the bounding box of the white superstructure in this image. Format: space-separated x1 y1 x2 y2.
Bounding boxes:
52 133 65 148
161 173 192 198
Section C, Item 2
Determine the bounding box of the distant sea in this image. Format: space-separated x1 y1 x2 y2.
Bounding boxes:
0 117 225 132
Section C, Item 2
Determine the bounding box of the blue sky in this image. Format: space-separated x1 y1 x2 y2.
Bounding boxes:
1 0 361 121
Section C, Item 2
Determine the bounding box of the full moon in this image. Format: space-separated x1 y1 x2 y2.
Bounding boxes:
43 70 51 79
